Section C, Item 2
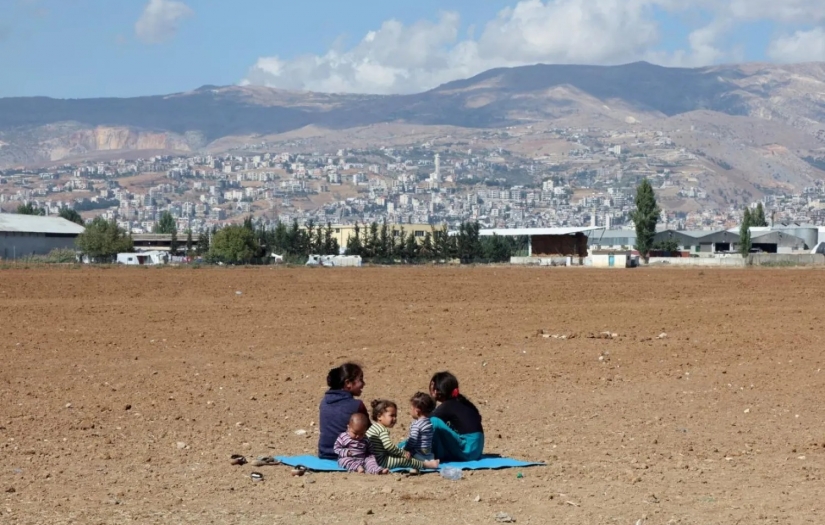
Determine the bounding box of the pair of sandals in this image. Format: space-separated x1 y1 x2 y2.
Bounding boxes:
230 454 281 467
231 455 308 480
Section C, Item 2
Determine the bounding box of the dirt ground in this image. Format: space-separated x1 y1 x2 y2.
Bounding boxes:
2 267 825 525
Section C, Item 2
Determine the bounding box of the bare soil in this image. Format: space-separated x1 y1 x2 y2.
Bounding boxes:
1 267 824 524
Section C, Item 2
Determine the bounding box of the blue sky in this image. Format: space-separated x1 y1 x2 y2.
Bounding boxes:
0 0 822 98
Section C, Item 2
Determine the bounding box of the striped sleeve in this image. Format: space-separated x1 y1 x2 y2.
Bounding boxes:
333 433 349 458
367 424 405 458
417 418 433 453
377 426 405 457
404 421 421 452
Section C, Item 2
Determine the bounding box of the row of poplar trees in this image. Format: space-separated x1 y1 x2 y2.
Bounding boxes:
738 202 768 256
345 221 522 264
205 218 523 265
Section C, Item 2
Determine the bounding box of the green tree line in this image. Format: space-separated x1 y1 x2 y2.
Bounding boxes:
344 220 524 264
207 218 525 265
70 212 525 266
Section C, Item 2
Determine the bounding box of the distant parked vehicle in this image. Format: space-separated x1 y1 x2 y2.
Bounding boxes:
116 251 167 265
305 254 362 267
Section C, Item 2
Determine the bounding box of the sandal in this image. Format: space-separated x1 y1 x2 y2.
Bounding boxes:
290 465 308 477
230 454 247 466
252 456 281 467
250 472 264 482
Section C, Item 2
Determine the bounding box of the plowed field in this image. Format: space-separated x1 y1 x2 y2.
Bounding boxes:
2 267 824 524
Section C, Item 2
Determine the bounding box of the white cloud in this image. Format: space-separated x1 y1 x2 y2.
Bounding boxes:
135 0 193 44
245 12 467 94
476 0 661 65
242 0 825 94
768 28 825 63
245 1 672 94
727 0 825 24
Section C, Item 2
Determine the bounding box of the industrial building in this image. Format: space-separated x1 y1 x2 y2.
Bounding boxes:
652 229 740 254
589 229 637 251
592 226 812 255
132 233 200 252
481 227 604 265
0 214 85 259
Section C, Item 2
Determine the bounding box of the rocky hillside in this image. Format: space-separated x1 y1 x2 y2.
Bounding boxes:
1 61 824 166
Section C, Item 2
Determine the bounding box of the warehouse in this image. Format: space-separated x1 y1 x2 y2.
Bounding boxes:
481 227 603 265
0 214 85 259
750 230 807 253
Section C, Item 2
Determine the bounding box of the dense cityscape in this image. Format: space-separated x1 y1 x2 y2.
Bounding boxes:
4 124 825 236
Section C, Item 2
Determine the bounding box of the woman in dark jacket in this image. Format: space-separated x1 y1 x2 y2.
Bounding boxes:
318 362 368 459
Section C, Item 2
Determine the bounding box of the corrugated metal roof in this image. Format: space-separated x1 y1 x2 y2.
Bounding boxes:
598 229 637 239
478 227 605 237
0 213 85 234
679 229 723 238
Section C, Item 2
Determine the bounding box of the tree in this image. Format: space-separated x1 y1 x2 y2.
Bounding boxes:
196 229 210 255
482 234 512 263
287 220 307 256
185 229 194 255
170 230 178 255
347 222 364 257
208 225 259 264
403 230 419 262
433 225 451 262
75 217 133 262
314 224 324 254
58 207 84 225
154 211 177 234
420 232 434 261
17 203 45 216
739 207 752 257
378 220 391 260
752 202 768 227
323 222 338 255
365 222 379 259
652 239 680 253
271 221 289 255
630 179 661 264
456 221 483 263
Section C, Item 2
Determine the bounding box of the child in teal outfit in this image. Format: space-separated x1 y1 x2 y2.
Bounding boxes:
428 371 485 462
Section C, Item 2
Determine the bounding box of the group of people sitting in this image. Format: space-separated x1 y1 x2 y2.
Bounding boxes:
318 363 485 474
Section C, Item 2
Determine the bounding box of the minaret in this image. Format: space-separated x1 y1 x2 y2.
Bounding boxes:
434 153 441 183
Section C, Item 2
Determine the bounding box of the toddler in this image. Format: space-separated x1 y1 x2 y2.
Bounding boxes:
366 399 440 471
404 392 436 461
334 413 388 474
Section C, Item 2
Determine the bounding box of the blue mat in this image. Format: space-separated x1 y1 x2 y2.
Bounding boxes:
274 454 544 473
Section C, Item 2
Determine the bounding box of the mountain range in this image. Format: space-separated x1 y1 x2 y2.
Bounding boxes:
1 61 825 184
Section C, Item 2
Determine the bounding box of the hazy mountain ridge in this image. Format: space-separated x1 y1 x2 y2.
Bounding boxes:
1 61 825 169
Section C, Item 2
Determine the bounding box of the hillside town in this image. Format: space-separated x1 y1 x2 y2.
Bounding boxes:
2 125 825 236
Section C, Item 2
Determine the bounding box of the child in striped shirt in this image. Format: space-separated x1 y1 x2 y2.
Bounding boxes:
404 392 436 461
334 413 388 474
366 399 440 472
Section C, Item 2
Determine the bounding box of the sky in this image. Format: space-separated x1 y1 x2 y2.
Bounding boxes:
0 0 824 99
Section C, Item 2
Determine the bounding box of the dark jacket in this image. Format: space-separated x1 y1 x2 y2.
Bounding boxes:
318 389 368 459
432 396 484 435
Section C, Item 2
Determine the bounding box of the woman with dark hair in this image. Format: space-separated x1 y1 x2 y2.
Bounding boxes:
428 371 485 462
318 362 368 459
